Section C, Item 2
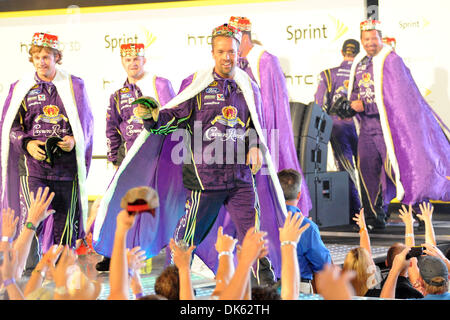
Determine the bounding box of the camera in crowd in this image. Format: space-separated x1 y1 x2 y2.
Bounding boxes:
406 246 425 260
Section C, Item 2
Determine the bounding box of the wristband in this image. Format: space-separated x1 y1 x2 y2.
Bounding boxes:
3 278 16 287
359 227 366 234
405 233 414 238
128 269 135 278
280 241 297 248
1 236 12 243
218 251 233 259
135 292 144 299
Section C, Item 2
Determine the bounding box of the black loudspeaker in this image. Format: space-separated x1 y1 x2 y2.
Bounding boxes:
305 171 349 228
299 136 327 173
300 102 332 142
290 102 333 174
289 101 307 153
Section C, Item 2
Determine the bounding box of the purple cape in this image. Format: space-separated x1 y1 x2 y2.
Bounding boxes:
380 51 450 204
254 50 312 215
0 72 94 250
93 68 288 278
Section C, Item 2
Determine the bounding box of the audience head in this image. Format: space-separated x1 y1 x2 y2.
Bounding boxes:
343 247 375 296
251 285 281 300
386 243 407 270
417 255 449 295
154 265 180 300
277 169 302 203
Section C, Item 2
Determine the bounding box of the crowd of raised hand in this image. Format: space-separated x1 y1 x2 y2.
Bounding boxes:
0 183 448 301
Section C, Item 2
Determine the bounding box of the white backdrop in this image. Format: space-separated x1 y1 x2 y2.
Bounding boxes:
0 0 366 196
379 0 450 126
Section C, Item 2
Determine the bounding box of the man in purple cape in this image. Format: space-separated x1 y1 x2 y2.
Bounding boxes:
314 39 361 220
93 24 288 283
96 42 175 272
348 20 449 227
106 43 175 169
0 32 93 272
228 16 312 217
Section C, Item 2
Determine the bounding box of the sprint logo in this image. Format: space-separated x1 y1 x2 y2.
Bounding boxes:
329 15 348 41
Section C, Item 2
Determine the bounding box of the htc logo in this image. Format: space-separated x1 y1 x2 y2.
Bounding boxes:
187 35 213 46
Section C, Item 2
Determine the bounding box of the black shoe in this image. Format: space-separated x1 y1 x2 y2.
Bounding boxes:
95 257 111 272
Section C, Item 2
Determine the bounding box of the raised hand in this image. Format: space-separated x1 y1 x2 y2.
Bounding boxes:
1 208 19 240
417 202 434 223
169 238 195 271
352 208 367 231
279 211 310 244
116 209 137 233
316 264 356 300
1 248 20 280
215 226 238 254
39 244 64 272
398 204 415 227
127 246 147 274
239 227 268 266
52 245 78 298
27 187 55 226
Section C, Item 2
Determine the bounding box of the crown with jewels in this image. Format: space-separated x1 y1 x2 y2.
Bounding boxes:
212 23 242 43
360 19 381 31
32 32 60 50
228 16 251 32
120 43 145 57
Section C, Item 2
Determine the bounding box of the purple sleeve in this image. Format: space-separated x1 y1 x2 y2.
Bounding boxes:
314 71 329 107
363 101 380 115
350 70 360 102
106 92 122 164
